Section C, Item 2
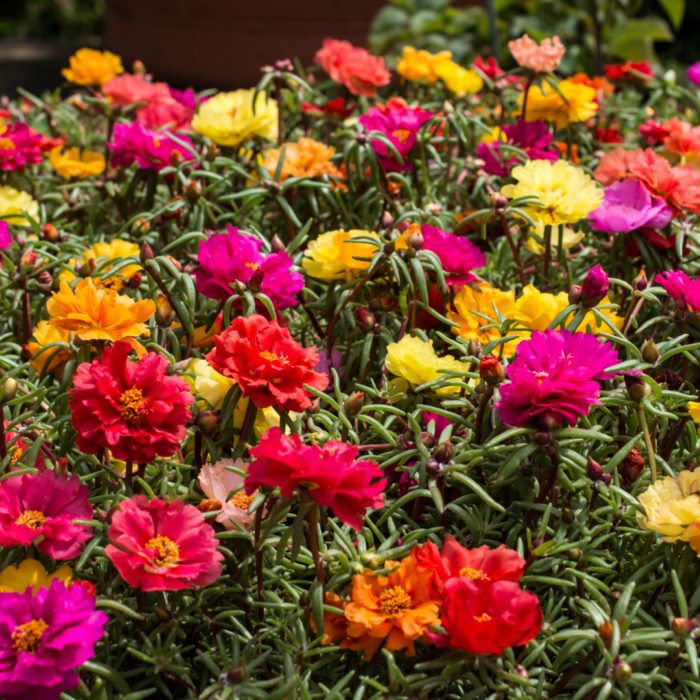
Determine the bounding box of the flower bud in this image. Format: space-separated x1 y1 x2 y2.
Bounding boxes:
433 440 453 464
132 59 147 75
196 410 220 435
246 267 265 293
672 617 698 637
566 547 581 561
381 212 394 230
658 368 682 390
489 192 508 209
622 369 646 402
184 180 202 203
535 411 561 432
41 223 60 242
56 457 69 476
599 620 613 648
155 294 173 328
127 272 143 289
131 217 150 236
514 665 529 680
520 463 534 477
568 284 582 305
224 666 246 686
468 340 481 358
355 308 376 332
1 378 17 403
562 507 576 524
426 459 441 477
234 280 247 296
425 202 442 216
479 356 504 385
620 446 644 482
198 498 223 513
164 196 183 219
169 149 183 168
20 250 37 269
534 430 551 445
600 473 613 486
641 339 659 364
613 661 632 683
139 241 155 264
343 391 365 416
383 240 396 255
587 456 604 481
36 271 53 293
633 270 647 291
421 431 435 449
271 234 285 253
407 223 424 251
306 398 321 415
581 265 609 308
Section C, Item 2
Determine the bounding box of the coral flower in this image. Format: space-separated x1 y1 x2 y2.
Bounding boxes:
69 341 193 462
261 137 342 182
640 119 672 146
0 580 107 700
0 186 38 226
509 34 566 73
62 48 123 86
342 557 441 660
301 98 356 120
60 238 142 289
106 495 223 591
199 459 258 530
385 335 471 395
192 89 278 146
206 315 328 412
0 470 93 560
494 329 619 428
47 278 155 352
25 321 71 379
302 230 380 282
108 122 194 172
195 225 303 309
0 122 43 171
314 38 391 97
49 147 105 180
396 46 452 83
656 270 700 312
604 61 654 81
425 577 542 654
519 79 598 130
0 559 72 595
636 471 700 542
501 159 603 225
246 428 386 530
359 105 433 172
588 180 672 233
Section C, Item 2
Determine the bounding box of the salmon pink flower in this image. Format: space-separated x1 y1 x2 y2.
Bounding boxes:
640 119 672 146
246 428 385 529
206 315 328 412
508 34 565 73
656 271 700 312
69 340 193 463
314 38 391 97
198 458 258 530
0 579 107 700
425 577 542 654
108 122 194 172
0 470 93 560
0 122 43 171
588 180 672 233
106 495 223 591
195 226 303 309
494 329 619 428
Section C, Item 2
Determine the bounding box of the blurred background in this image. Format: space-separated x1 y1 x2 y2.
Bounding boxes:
0 0 697 97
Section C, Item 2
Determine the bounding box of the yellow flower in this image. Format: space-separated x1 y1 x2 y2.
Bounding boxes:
192 89 278 146
501 159 604 226
262 137 341 181
60 239 141 288
518 79 598 130
435 61 484 95
62 48 123 86
49 147 105 180
303 230 380 282
479 126 506 145
637 471 700 542
47 278 154 354
689 402 700 435
0 559 72 594
26 321 72 378
0 186 38 226
396 46 452 84
447 282 522 357
385 335 469 395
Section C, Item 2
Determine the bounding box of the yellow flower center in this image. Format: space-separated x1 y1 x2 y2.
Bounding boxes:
259 350 288 365
146 536 180 567
10 447 24 463
153 137 161 148
380 585 412 617
459 567 490 581
231 491 254 510
245 262 259 271
120 387 146 424
0 137 16 150
16 510 46 529
392 129 411 145
12 619 48 654
474 613 492 623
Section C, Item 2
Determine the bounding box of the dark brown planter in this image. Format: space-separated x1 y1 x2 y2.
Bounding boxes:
105 0 387 90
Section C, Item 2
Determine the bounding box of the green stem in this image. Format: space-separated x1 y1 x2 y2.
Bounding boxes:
638 405 657 484
543 224 552 285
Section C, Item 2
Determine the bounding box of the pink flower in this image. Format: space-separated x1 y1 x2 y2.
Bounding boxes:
418 224 486 285
198 459 257 530
494 329 619 428
106 495 223 591
656 271 700 312
588 180 673 233
688 62 700 88
314 38 391 97
508 34 566 73
246 428 386 530
0 470 93 560
580 265 609 308
108 122 194 172
0 221 11 249
0 122 43 171
359 105 433 172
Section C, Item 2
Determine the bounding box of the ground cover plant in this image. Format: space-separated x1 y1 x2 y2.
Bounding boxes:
1 27 700 700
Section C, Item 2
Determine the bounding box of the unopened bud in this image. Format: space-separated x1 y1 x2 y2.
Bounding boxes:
164 196 183 219
246 268 265 293
634 270 648 291
489 192 508 209
355 308 376 332
20 250 37 269
567 547 581 561
383 240 396 255
41 223 60 242
131 217 150 236
562 507 576 524
600 473 613 486
623 369 647 402
1 378 17 403
581 265 609 308
132 60 147 75
198 498 223 513
153 606 172 623
407 223 424 251
641 339 659 364
587 456 604 481
306 398 321 416
271 234 285 253
425 202 442 216
514 665 529 680
568 284 582 305
184 180 202 202
433 440 453 464
613 661 632 683
672 617 698 637
139 241 154 264
170 150 183 168
36 271 53 293
426 458 441 477
421 431 435 449
479 356 504 384
343 391 364 416
155 295 173 328
599 620 613 648
620 446 644 482
381 212 394 229
206 143 219 161
127 272 143 289
536 412 561 432
520 463 533 477
196 410 220 435
534 430 551 445
468 340 481 358
234 280 247 296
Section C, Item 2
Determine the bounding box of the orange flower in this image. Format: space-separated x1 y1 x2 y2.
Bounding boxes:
62 48 123 86
47 278 155 354
262 138 343 182
662 117 700 162
311 592 350 645
554 141 579 165
342 557 441 660
569 72 614 100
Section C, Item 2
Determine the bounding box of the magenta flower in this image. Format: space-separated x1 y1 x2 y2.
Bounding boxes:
0 579 107 700
195 225 303 310
169 86 197 112
0 122 43 172
420 225 486 285
656 270 700 312
314 349 343 390
358 105 433 172
588 180 672 233
108 122 194 172
477 120 558 176
688 62 700 88
494 329 619 428
0 470 93 560
581 265 609 308
0 221 11 249
423 410 451 437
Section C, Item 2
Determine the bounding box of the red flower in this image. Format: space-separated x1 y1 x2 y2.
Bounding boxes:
33 130 67 153
472 56 521 87
375 96 408 115
604 61 654 81
314 38 391 97
412 536 525 594
301 98 356 119
425 577 542 654
595 125 622 144
68 341 193 463
246 428 386 530
106 496 223 591
639 119 672 146
206 315 328 412
0 470 93 560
